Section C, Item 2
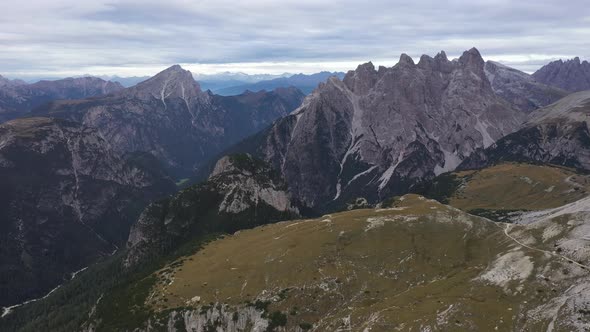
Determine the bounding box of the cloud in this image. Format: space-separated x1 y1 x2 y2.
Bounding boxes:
1 0 588 78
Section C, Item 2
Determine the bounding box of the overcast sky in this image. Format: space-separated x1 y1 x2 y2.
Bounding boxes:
1 0 589 79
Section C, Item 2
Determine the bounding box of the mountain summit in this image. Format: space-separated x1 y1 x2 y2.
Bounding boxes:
127 65 203 102
236 48 526 209
33 65 304 177
533 57 590 92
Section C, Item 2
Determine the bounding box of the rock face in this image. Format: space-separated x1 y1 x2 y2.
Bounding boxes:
125 154 300 266
532 57 590 92
460 91 590 171
485 61 568 112
33 65 305 177
0 117 174 307
0 76 123 123
242 48 526 210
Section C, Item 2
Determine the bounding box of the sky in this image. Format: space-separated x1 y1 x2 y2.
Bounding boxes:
1 0 589 79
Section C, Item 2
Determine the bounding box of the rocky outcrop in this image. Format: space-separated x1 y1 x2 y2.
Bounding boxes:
241 48 526 210
145 304 269 332
532 57 590 92
125 154 301 266
0 76 123 123
0 117 174 307
33 66 305 177
485 61 568 112
460 91 590 171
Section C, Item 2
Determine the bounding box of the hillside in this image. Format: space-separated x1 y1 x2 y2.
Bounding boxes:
0 117 174 307
460 91 590 172
82 194 590 331
484 61 568 113
421 163 590 220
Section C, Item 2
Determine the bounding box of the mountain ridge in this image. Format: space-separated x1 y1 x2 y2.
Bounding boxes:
533 57 590 92
32 65 305 178
230 48 528 210
0 76 123 123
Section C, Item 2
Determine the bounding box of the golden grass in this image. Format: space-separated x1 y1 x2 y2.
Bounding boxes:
145 195 565 331
449 163 590 211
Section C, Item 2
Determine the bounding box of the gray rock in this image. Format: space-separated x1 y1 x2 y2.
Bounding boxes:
0 117 174 307
532 57 590 92
250 48 526 209
0 76 123 122
485 60 569 112
33 65 305 177
459 90 590 171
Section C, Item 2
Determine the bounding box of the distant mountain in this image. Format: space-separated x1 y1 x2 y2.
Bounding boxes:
532 57 590 92
0 76 123 123
33 65 305 178
92 75 151 87
485 61 568 113
460 90 590 171
0 117 174 307
215 71 346 95
0 75 26 87
196 72 292 92
229 48 526 211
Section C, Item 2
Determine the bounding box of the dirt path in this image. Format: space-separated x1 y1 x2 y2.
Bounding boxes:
501 223 590 270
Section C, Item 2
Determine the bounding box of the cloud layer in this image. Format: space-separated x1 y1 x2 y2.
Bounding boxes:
1 0 589 78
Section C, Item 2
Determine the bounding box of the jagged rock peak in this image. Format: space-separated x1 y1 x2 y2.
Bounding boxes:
129 64 202 101
532 56 590 92
435 50 448 61
398 53 415 66
149 65 197 85
459 47 485 68
418 54 433 65
343 61 379 94
416 51 453 73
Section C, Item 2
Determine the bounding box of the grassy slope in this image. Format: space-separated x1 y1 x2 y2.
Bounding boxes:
139 194 587 331
421 163 590 220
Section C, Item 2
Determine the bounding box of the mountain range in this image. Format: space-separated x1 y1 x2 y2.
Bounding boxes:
32 65 305 178
533 57 590 92
231 48 530 210
213 71 346 96
0 76 123 123
2 48 590 331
